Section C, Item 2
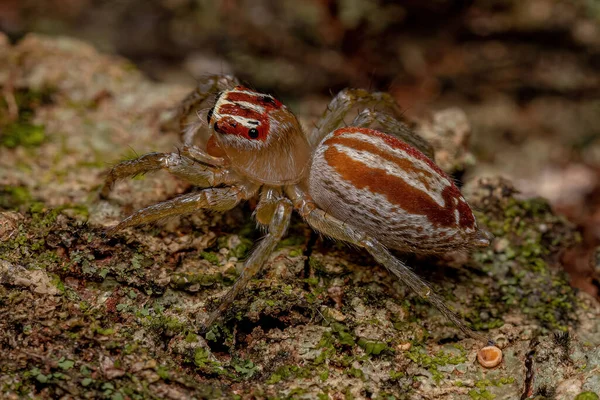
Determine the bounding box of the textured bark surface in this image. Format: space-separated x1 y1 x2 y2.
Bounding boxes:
1 34 599 399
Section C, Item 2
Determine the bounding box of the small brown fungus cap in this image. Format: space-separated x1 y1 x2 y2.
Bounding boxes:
477 345 503 368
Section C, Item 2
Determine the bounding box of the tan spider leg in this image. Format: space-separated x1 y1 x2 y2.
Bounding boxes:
285 186 489 343
204 196 293 328
311 88 434 158
178 75 239 145
311 88 403 147
361 239 489 343
254 187 283 226
351 109 435 159
101 151 237 199
181 145 227 167
108 183 259 233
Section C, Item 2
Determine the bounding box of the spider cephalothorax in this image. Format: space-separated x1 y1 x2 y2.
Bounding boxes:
210 85 284 142
208 85 310 185
102 75 493 343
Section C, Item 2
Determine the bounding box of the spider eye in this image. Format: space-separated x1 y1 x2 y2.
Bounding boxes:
207 107 214 124
248 128 259 139
261 96 275 105
213 122 223 134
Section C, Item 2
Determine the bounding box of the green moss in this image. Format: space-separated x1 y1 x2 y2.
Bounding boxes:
406 346 467 384
200 251 220 264
468 389 495 400
266 364 310 385
232 243 248 258
0 88 54 148
94 326 115 336
57 357 75 371
575 393 600 400
231 358 258 379
347 367 364 379
471 193 580 332
329 322 356 346
81 377 94 387
216 235 254 259
0 185 33 209
185 333 198 343
170 271 222 290
193 348 222 371
289 249 302 257
305 276 320 287
144 314 186 335
0 122 46 148
156 365 170 380
474 378 515 389
357 338 388 355
389 370 404 380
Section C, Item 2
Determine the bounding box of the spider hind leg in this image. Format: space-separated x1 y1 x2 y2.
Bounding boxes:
311 88 434 159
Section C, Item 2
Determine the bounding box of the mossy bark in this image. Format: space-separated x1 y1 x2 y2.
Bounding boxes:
1 34 599 400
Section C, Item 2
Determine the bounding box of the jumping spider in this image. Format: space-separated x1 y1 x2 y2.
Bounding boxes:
101 75 492 342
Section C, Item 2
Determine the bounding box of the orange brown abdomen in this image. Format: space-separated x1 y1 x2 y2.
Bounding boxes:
308 127 480 253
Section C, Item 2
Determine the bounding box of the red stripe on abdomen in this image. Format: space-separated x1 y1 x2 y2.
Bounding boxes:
323 133 475 230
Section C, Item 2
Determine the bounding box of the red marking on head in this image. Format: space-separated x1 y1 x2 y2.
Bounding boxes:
219 103 264 120
213 116 269 141
212 87 286 141
225 86 283 110
217 103 270 141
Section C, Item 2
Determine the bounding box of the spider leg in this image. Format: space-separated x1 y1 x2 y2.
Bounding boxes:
310 88 401 148
351 109 435 159
361 239 489 342
254 187 283 226
203 196 293 329
108 183 259 233
285 186 489 343
101 151 235 199
181 145 227 167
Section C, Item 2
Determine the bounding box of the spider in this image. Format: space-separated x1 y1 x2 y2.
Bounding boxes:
101 75 492 342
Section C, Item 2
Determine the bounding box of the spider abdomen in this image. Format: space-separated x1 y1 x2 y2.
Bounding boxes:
308 127 483 253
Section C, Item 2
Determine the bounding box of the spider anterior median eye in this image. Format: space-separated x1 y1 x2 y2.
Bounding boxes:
248 128 259 139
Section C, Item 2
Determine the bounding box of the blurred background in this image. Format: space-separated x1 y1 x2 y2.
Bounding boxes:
1 0 599 295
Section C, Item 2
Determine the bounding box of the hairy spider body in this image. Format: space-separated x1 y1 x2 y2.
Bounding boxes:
310 127 485 254
210 86 311 185
102 76 492 341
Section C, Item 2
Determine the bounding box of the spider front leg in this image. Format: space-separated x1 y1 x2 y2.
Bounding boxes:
107 183 259 234
203 194 293 329
100 150 233 199
285 186 490 343
178 75 239 146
